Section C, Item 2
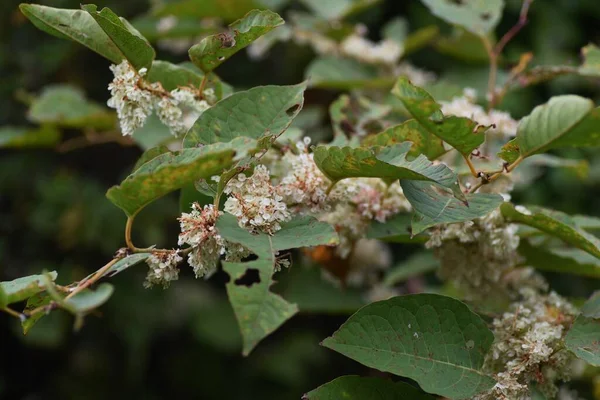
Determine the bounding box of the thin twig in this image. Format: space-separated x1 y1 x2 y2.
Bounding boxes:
65 258 119 301
463 154 479 178
57 131 135 153
1 307 24 320
495 0 534 56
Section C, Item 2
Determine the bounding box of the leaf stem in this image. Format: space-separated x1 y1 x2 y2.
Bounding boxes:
469 155 525 193
462 154 479 178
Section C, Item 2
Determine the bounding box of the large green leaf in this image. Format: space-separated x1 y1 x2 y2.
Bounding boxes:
499 96 600 162
313 142 464 201
401 180 503 235
146 61 204 91
392 77 487 157
420 0 504 36
362 120 446 160
217 214 338 355
517 240 600 278
304 375 434 400
28 85 115 130
106 138 256 216
566 315 600 366
306 57 390 90
20 4 123 64
183 83 306 147
501 203 600 259
581 292 600 319
322 294 496 399
189 10 284 73
0 125 61 149
82 5 155 71
0 271 58 308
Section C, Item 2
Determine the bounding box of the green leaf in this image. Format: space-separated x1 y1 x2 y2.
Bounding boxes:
581 292 600 319
566 315 600 366
106 138 256 216
0 271 58 308
329 94 390 139
154 0 263 21
580 44 600 76
22 293 52 335
384 252 439 286
106 253 151 277
278 267 365 314
420 0 504 36
132 146 171 172
362 120 446 160
299 0 380 20
501 203 600 259
189 9 284 73
216 214 338 355
183 83 306 147
403 25 439 55
499 96 600 162
392 77 487 157
366 214 428 244
146 60 204 91
322 294 496 399
0 125 61 149
517 240 600 278
306 57 390 90
402 180 503 235
19 4 123 64
313 143 464 201
82 5 155 71
28 85 115 130
304 375 434 400
434 28 490 63
65 283 114 313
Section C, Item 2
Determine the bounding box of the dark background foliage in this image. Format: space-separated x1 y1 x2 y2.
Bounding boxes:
1 0 600 398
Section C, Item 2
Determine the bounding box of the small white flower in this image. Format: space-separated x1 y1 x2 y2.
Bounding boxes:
341 33 404 65
144 250 182 288
224 165 291 234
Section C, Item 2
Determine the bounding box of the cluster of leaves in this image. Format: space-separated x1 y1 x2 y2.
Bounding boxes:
3 0 600 399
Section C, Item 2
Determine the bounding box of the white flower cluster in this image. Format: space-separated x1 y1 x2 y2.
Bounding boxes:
277 137 330 213
340 33 404 65
440 89 519 138
107 60 210 136
178 203 225 278
224 165 291 234
475 289 579 400
426 209 526 299
344 178 412 223
144 250 182 288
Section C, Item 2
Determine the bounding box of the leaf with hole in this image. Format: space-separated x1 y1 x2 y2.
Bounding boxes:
401 180 503 235
304 375 434 400
392 77 488 157
322 294 496 399
189 9 284 73
217 214 338 355
420 0 504 36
